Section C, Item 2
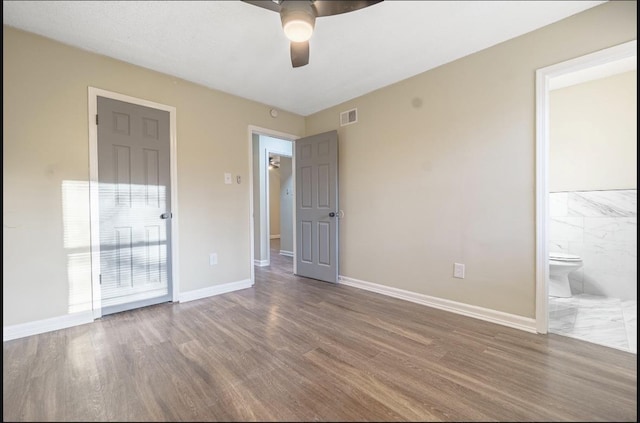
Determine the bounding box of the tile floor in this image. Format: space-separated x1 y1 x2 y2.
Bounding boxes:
549 293 637 353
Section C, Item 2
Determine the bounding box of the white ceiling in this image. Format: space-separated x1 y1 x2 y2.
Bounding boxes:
3 0 606 116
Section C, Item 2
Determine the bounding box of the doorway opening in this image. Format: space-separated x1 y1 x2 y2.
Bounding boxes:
268 153 294 262
249 127 298 284
535 41 636 353
265 149 294 275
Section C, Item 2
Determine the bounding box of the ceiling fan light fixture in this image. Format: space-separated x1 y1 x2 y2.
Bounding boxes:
283 18 314 42
281 2 316 42
244 0 383 68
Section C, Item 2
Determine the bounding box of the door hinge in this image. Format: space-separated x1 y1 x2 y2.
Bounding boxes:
96 114 99 125
99 274 102 284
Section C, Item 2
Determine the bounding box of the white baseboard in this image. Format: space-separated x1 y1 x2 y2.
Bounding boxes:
270 235 280 239
3 311 95 342
178 279 253 303
279 250 294 257
254 259 269 267
338 276 537 333
3 279 254 341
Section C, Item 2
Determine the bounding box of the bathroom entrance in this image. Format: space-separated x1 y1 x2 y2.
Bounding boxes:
536 41 637 353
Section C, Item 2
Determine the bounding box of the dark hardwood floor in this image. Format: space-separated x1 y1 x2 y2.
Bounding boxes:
3 240 637 421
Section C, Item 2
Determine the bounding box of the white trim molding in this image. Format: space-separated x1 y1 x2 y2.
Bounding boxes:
534 40 637 334
3 311 95 342
279 250 294 257
3 278 253 340
254 259 270 267
178 279 253 303
339 276 537 333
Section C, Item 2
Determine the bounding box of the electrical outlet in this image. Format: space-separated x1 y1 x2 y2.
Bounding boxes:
454 263 465 279
224 173 232 184
210 253 218 266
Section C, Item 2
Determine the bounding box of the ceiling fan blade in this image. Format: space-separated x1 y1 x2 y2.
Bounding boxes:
313 0 383 17
241 0 282 13
290 41 309 67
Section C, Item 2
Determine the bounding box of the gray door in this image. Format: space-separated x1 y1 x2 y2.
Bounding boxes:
97 96 172 315
295 130 339 283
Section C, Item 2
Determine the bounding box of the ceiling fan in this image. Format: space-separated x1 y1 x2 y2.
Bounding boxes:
243 0 383 67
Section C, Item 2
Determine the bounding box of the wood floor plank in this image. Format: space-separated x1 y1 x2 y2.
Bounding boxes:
3 242 637 421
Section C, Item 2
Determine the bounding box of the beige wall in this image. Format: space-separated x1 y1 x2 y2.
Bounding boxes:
269 166 281 236
305 1 636 318
550 70 637 192
3 26 305 326
279 157 294 254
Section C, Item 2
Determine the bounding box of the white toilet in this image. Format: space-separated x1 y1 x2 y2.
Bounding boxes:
549 252 583 297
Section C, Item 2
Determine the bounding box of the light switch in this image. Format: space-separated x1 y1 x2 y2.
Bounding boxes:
224 173 232 184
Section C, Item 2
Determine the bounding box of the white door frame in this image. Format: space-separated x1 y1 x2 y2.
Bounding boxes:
534 40 636 333
88 87 179 319
248 125 299 284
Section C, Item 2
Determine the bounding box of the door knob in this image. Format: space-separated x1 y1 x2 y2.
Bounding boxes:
160 212 172 219
329 212 336 217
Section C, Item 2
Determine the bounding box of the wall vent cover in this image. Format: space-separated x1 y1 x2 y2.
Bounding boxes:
340 108 358 126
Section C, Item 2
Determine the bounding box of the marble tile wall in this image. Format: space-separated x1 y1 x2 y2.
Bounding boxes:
549 189 637 300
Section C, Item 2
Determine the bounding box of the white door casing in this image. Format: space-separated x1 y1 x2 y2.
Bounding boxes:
534 40 636 333
97 96 172 315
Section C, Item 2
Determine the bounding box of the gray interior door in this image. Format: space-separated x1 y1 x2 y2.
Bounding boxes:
97 96 172 315
295 130 339 283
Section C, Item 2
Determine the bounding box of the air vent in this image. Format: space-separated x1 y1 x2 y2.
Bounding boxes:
340 108 358 126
